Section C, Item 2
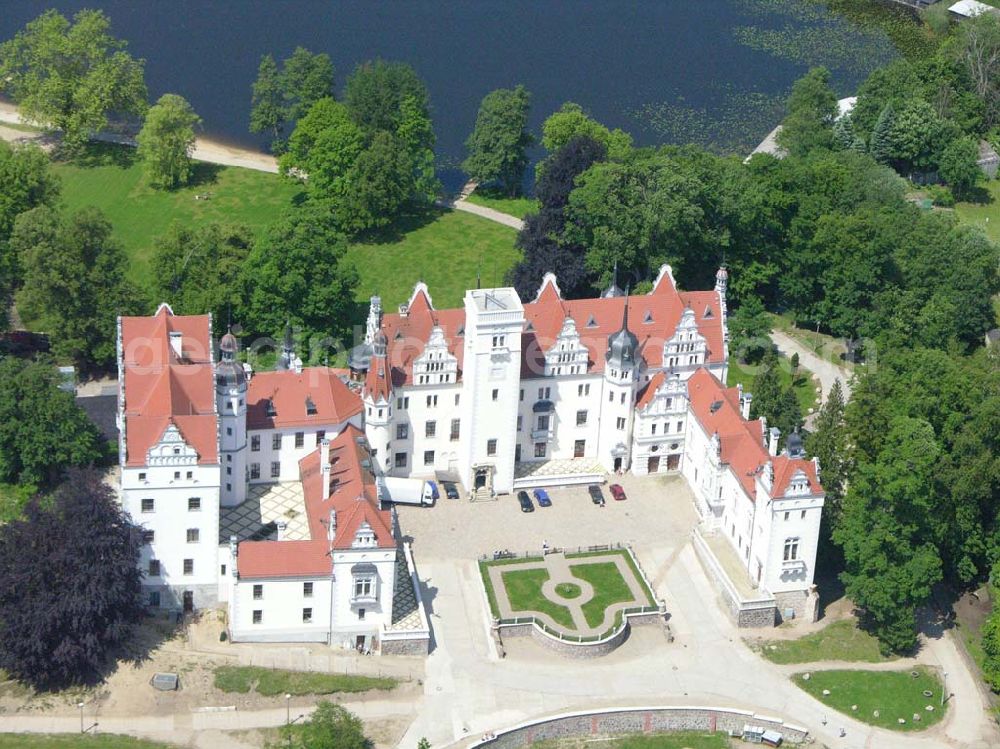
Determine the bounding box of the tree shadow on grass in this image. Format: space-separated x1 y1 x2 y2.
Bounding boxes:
67 141 138 169
959 184 994 206
185 160 224 189
355 206 445 245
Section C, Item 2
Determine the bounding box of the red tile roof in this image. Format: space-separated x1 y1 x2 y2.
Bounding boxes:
686 368 823 501
236 425 394 579
119 305 218 466
246 368 362 430
236 540 332 579
379 268 724 387
363 353 392 403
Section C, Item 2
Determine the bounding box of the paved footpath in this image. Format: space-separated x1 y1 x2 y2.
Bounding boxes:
770 329 852 403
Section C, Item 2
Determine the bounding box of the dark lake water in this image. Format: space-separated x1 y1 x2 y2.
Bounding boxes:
1 1 896 181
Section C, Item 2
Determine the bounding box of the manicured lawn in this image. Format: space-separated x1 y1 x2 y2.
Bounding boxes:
0 736 177 748
792 667 946 731
52 145 300 291
759 619 894 664
531 732 730 749
212 666 396 696
955 179 1000 244
500 567 575 629
565 548 656 602
345 208 520 310
465 188 539 219
570 562 636 628
727 352 819 415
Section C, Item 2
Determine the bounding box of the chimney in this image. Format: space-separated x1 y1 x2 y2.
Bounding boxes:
169 331 183 359
327 509 337 542
321 438 331 499
737 384 752 420
293 356 303 374
768 427 781 457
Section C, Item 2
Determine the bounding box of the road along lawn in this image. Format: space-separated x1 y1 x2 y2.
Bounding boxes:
0 735 177 748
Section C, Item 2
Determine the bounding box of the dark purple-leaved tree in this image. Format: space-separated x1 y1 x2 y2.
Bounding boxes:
0 469 144 689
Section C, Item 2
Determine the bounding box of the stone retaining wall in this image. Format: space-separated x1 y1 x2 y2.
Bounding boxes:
381 635 430 656
774 588 820 624
692 530 777 628
470 706 809 748
496 609 666 659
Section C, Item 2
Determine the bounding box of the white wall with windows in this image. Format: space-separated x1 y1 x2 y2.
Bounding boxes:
228 574 334 643
247 415 362 484
121 431 220 611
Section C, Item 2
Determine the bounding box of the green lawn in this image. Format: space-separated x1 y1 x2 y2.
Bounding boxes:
212 666 396 696
727 352 819 415
500 567 575 629
555 582 583 599
465 187 539 219
52 145 301 291
0 736 177 748
758 619 894 664
955 179 1000 244
565 548 656 602
792 667 946 731
345 208 520 310
768 313 852 366
531 732 730 749
570 561 638 628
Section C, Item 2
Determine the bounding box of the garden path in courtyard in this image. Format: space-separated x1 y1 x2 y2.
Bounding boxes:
487 551 651 636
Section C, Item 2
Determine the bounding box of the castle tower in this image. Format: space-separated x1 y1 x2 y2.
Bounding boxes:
599 293 640 473
459 287 524 496
362 330 392 474
216 329 248 507
715 265 729 322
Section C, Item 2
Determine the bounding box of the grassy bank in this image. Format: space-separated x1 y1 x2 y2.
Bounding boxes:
465 188 538 219
212 666 396 696
757 619 893 664
0 736 177 748
53 146 299 291
955 180 1000 245
727 352 819 414
345 208 520 310
792 666 946 731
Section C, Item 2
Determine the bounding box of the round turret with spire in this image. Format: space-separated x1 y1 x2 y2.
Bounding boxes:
605 290 638 370
216 327 246 390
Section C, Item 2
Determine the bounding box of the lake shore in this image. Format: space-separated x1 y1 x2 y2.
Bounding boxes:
0 101 278 173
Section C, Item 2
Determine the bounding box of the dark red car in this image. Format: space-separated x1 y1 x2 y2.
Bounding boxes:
609 484 627 501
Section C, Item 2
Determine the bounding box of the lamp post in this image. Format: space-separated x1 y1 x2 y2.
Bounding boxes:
941 671 948 707
78 702 84 733
285 693 292 749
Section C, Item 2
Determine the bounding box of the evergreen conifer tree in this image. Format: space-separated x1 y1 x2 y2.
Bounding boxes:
870 104 895 165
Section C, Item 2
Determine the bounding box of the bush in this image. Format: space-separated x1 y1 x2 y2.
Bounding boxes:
927 184 955 207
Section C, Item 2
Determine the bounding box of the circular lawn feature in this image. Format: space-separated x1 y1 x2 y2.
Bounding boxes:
555 582 583 599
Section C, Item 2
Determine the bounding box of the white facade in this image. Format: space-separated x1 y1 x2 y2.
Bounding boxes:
246 418 363 484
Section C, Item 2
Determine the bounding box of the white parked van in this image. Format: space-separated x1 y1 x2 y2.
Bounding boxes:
377 477 438 506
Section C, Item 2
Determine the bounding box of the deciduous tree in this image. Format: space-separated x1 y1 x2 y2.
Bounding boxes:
249 54 285 151
239 203 358 347
0 9 147 153
11 206 144 371
728 295 772 364
463 85 534 196
270 701 368 749
136 94 201 189
280 98 365 199
938 135 981 197
281 47 335 123
540 102 632 161
777 67 839 157
151 223 253 334
0 358 103 488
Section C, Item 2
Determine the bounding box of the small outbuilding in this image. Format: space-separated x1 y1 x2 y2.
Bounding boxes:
977 140 999 179
949 0 1000 19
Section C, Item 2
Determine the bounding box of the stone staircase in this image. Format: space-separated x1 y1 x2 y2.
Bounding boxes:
470 486 495 502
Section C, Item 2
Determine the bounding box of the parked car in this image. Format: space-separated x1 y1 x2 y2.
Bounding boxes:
588 484 605 505
517 490 534 512
609 483 627 501
443 481 460 500
427 480 440 500
533 488 552 507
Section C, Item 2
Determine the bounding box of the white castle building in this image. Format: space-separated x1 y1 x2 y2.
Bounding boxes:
116 305 428 651
349 265 825 621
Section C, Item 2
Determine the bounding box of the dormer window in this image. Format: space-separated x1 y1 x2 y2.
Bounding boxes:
586 315 597 328
643 311 653 323
704 306 714 319
305 396 317 415
264 398 276 417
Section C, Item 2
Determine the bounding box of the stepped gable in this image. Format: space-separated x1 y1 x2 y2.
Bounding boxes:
380 267 725 384
246 367 362 430
119 304 217 466
237 425 393 578
686 367 769 499
378 284 465 388
636 371 667 410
